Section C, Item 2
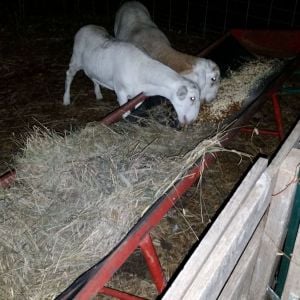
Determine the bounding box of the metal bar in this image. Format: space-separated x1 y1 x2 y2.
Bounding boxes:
267 0 275 27
100 93 147 125
280 87 300 95
100 286 147 300
0 169 16 188
240 128 280 137
198 31 231 57
271 93 284 140
139 233 166 293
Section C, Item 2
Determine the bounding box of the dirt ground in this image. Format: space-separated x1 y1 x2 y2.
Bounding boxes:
0 17 299 299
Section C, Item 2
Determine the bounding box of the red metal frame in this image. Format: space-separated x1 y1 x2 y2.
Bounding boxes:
70 155 212 300
1 30 300 300
240 91 284 141
100 93 147 125
100 287 146 300
139 234 166 293
98 234 166 299
230 29 300 58
0 169 16 188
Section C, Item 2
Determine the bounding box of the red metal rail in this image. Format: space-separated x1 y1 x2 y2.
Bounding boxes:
0 169 16 188
240 92 285 140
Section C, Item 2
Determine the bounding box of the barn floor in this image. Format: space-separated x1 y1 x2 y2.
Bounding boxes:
1 17 299 299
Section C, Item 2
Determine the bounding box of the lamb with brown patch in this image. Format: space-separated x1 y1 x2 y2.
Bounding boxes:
114 1 220 104
63 25 201 125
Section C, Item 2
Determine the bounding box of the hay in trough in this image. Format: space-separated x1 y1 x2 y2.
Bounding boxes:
0 119 225 299
197 57 286 123
141 57 286 127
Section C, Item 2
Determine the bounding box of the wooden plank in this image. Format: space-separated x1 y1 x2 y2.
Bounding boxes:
267 120 300 178
163 122 300 300
248 148 300 300
182 170 272 300
282 225 300 299
218 214 267 300
162 158 268 300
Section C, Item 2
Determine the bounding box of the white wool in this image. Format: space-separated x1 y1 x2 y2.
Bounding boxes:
63 25 201 125
114 1 220 104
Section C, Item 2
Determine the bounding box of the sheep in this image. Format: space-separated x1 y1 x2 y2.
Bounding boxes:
114 1 220 104
63 25 201 125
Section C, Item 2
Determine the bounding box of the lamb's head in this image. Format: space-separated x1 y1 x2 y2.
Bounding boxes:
185 58 220 104
171 79 201 125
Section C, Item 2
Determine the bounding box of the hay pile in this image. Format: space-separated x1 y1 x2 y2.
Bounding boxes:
0 120 222 299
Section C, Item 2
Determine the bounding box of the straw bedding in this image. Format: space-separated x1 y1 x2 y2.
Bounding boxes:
0 121 220 299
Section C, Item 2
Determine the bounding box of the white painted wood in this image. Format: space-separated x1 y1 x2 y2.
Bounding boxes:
162 158 268 300
248 148 300 300
282 225 300 300
163 122 300 300
218 214 267 300
267 120 300 178
182 170 272 300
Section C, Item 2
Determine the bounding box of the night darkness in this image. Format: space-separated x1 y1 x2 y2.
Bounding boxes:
1 0 299 36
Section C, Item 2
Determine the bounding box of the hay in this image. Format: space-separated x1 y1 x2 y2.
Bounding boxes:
0 120 224 299
197 57 286 123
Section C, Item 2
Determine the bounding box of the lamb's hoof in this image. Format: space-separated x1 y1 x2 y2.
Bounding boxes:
63 96 71 106
122 111 131 119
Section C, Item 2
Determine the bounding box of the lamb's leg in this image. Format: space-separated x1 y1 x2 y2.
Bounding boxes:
92 80 103 100
135 102 143 110
116 91 130 119
63 60 80 106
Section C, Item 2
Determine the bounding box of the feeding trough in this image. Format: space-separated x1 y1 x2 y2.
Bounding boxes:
0 29 299 300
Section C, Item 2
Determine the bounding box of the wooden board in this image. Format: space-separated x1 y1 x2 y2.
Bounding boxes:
248 148 300 299
163 158 269 300
282 225 300 299
182 170 272 300
163 121 300 300
267 121 300 178
218 214 267 300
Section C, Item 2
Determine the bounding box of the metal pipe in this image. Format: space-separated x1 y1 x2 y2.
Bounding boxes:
100 93 147 125
0 170 16 188
240 128 281 137
139 233 166 293
271 93 284 140
100 287 146 300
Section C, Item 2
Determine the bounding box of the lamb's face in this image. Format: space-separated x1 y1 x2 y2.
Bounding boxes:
172 80 201 125
193 59 220 104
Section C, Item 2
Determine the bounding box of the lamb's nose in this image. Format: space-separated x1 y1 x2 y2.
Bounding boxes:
183 115 188 124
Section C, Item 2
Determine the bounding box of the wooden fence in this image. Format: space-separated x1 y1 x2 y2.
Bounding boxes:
163 120 300 300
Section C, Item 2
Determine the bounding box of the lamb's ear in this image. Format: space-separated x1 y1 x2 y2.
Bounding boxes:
177 85 188 100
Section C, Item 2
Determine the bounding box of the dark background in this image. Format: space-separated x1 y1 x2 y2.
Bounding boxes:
1 0 299 36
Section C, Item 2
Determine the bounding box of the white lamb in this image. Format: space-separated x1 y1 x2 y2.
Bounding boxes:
114 1 220 104
63 25 201 125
